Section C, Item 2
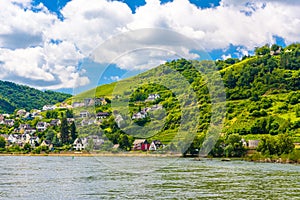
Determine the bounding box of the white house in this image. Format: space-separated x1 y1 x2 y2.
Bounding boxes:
8 134 19 144
149 140 163 151
73 138 88 151
132 111 147 119
248 140 260 148
145 94 160 102
42 105 57 111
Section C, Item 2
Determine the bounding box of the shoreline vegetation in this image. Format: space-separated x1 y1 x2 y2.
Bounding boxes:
0 151 182 157
1 151 299 165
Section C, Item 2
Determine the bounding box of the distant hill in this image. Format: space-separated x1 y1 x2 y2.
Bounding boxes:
72 43 300 153
0 80 72 113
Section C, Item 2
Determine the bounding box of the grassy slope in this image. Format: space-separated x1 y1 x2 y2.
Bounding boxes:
72 53 300 143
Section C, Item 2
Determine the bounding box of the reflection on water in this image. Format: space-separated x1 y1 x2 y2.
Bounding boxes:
0 156 299 199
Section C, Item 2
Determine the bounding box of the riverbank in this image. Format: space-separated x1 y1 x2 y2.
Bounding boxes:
0 151 182 157
1 152 299 164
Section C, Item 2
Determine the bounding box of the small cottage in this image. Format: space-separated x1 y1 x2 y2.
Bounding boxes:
36 122 49 132
133 139 149 151
96 112 110 119
80 111 90 118
248 140 260 148
149 140 163 151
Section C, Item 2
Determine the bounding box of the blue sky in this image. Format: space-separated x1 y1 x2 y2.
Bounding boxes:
0 0 299 94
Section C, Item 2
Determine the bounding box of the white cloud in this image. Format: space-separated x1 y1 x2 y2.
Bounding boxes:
0 0 300 91
221 54 231 60
110 76 120 81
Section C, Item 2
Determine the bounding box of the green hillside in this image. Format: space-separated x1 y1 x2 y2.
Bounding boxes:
0 80 72 113
72 43 300 155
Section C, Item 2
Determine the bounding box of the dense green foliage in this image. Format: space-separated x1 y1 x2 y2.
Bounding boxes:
77 43 300 156
0 80 71 113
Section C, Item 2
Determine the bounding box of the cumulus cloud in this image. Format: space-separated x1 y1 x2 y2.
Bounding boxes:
0 0 300 90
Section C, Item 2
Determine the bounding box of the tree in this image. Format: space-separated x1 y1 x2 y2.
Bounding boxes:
257 135 277 155
0 136 6 148
118 134 131 151
276 133 294 155
70 121 77 143
255 45 270 56
52 135 60 147
256 134 294 156
23 143 32 152
66 109 73 118
60 118 69 144
271 44 280 52
45 129 55 141
225 134 246 157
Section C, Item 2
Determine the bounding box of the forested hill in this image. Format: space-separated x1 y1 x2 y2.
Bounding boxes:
73 43 300 155
0 80 71 113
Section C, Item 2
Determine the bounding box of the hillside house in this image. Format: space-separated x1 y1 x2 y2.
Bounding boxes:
15 124 36 135
96 112 110 119
24 128 36 135
40 140 53 150
0 114 4 123
8 134 19 144
80 111 90 118
151 104 163 111
42 105 56 111
132 111 147 120
248 140 260 149
270 47 282 56
149 140 163 151
81 119 94 126
95 97 107 106
16 109 27 117
73 138 88 151
29 136 40 147
133 139 149 151
3 119 15 126
145 94 160 102
50 119 61 126
36 122 49 132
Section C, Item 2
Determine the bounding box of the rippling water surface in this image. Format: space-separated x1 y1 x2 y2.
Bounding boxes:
0 156 300 199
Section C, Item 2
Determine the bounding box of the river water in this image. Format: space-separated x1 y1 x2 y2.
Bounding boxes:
0 156 299 199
